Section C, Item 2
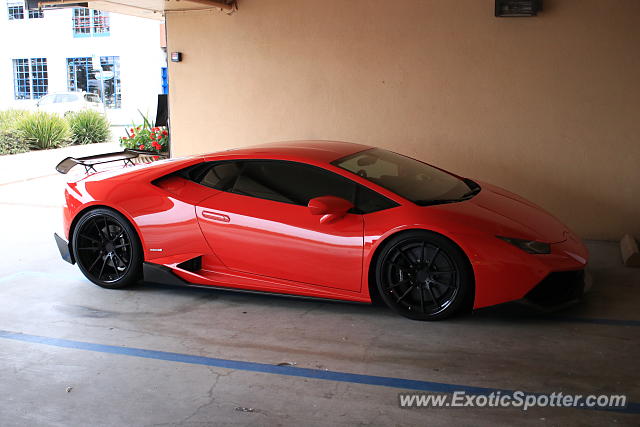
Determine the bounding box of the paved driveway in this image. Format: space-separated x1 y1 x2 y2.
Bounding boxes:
0 145 638 426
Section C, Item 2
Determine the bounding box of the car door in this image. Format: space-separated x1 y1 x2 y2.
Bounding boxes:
195 160 366 292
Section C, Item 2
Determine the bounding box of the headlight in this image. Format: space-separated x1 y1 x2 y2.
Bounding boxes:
496 236 551 254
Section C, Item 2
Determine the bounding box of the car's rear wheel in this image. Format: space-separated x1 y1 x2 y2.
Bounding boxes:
72 208 142 289
375 231 473 320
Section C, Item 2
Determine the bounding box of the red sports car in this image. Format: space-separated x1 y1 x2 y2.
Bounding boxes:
54 141 589 320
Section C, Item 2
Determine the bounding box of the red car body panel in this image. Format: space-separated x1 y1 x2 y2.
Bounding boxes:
61 140 588 309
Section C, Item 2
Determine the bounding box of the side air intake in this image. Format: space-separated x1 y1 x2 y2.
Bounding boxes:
177 256 202 272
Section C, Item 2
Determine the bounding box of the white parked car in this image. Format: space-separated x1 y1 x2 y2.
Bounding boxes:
36 91 106 116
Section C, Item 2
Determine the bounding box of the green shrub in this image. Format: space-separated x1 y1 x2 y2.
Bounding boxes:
0 109 28 132
18 112 69 149
0 129 29 155
67 110 111 145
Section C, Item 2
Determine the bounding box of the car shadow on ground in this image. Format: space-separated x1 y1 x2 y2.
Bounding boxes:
135 280 607 326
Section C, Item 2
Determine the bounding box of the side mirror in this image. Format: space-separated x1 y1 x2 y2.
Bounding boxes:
307 196 354 224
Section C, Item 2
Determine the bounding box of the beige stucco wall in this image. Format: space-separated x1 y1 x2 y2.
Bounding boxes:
165 0 639 240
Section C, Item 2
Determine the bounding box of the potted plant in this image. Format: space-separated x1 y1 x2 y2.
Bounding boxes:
119 113 169 161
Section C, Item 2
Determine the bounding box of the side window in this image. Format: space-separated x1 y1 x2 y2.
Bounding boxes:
189 160 397 214
232 161 356 206
197 161 242 191
230 160 398 213
356 185 398 214
60 94 78 102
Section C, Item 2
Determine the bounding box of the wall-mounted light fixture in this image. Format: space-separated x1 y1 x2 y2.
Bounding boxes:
495 0 542 17
171 52 182 63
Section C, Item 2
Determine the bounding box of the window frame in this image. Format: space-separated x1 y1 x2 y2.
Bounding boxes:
28 8 43 18
7 1 43 20
12 57 48 100
66 56 121 109
72 8 110 38
7 1 24 19
188 159 398 215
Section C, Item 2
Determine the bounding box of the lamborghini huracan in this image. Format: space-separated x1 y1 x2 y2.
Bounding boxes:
54 140 589 320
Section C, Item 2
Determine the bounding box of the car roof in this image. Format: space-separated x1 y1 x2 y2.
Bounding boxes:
203 140 372 164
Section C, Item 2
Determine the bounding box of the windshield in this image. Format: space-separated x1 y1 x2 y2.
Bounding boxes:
332 148 479 206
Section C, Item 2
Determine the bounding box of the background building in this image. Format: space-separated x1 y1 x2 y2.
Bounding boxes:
0 0 166 125
4 0 640 239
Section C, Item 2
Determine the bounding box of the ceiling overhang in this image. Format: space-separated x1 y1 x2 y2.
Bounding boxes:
34 0 236 20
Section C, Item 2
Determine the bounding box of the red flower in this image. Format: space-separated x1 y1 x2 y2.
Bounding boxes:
130 128 134 133
131 133 135 138
139 145 145 150
150 134 156 139
162 130 168 136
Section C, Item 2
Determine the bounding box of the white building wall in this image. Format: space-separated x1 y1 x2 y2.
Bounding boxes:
0 2 166 125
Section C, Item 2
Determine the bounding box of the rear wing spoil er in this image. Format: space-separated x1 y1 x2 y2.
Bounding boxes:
55 149 168 174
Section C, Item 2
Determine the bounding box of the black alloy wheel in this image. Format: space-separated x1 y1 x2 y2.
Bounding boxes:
72 208 142 289
375 231 473 320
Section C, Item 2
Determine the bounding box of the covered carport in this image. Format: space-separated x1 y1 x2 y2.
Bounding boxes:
1 0 639 425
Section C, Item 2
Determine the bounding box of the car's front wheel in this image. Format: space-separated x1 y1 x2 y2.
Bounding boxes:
72 208 142 289
375 231 473 320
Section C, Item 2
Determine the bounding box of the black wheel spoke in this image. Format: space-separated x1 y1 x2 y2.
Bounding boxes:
431 279 453 289
79 234 100 244
419 287 425 312
108 255 121 275
427 247 440 270
400 249 418 266
98 256 108 279
396 285 416 303
112 252 127 269
426 285 440 307
103 216 110 239
389 261 408 271
386 278 409 291
87 253 102 272
92 218 105 240
110 229 124 242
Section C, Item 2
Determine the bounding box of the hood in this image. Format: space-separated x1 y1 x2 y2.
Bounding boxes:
465 182 567 243
429 181 569 244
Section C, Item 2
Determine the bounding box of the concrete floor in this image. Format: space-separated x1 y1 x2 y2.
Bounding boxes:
0 148 638 426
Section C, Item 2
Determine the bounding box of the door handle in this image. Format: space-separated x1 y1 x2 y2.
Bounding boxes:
201 210 230 223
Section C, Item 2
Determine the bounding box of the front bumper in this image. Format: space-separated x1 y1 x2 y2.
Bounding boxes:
54 233 74 264
523 269 592 310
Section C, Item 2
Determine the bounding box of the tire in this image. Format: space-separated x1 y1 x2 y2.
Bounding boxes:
374 230 473 321
72 208 142 289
